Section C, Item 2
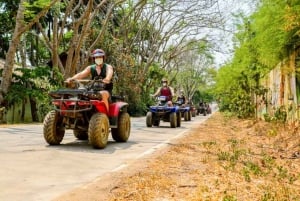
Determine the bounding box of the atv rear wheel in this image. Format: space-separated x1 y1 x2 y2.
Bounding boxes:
176 112 181 127
88 113 109 149
73 130 88 140
192 110 196 117
146 112 153 127
184 111 189 121
43 110 65 145
170 112 177 128
188 111 192 121
111 112 131 142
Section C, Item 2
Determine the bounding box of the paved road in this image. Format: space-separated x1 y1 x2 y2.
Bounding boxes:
0 113 212 201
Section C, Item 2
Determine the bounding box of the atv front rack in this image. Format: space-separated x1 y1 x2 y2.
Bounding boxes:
52 98 93 113
49 89 98 114
149 105 176 113
50 88 102 99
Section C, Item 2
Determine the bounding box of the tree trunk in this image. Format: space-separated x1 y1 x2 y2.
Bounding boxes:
21 99 25 122
29 96 39 122
0 0 26 106
0 0 59 105
52 14 59 75
11 104 15 123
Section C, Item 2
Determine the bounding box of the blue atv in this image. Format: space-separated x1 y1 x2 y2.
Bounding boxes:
146 96 181 128
175 100 192 121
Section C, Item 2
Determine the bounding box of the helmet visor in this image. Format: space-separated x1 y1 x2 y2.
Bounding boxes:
93 52 105 57
92 49 105 57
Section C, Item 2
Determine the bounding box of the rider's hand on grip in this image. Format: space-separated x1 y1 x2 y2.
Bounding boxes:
65 78 74 84
102 78 110 84
64 78 76 88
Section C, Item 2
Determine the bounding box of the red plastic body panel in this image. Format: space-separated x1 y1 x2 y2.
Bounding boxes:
52 99 128 118
109 102 128 117
90 100 107 113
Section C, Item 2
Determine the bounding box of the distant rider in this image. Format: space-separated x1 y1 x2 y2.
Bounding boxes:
176 90 186 106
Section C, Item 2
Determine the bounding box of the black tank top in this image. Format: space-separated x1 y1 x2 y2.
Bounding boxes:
90 64 113 93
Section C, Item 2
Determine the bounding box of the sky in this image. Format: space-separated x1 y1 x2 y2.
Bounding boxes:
152 0 258 68
212 0 257 67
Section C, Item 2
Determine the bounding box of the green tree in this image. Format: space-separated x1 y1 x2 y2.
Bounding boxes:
215 0 300 118
0 0 238 120
0 0 59 106
3 66 60 122
173 39 215 101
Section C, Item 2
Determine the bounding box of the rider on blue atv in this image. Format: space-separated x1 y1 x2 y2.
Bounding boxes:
176 90 186 106
152 78 174 106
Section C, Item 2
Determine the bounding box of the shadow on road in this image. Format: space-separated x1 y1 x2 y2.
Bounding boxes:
45 139 138 154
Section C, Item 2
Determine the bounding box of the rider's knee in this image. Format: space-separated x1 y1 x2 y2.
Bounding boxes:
100 90 110 100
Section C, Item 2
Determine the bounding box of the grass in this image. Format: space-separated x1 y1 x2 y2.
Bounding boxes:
53 112 300 201
107 112 300 200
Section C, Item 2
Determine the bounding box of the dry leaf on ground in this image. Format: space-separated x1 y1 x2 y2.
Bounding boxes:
54 112 300 201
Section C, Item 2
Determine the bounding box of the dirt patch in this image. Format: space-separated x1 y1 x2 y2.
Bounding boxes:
54 112 300 201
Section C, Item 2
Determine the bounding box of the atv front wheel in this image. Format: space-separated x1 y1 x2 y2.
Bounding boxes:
146 112 153 127
43 110 65 145
88 113 109 149
111 112 131 142
170 112 177 128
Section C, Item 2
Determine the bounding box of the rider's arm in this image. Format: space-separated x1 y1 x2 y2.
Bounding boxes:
168 87 175 102
103 64 113 84
153 87 161 97
170 87 175 97
66 66 91 82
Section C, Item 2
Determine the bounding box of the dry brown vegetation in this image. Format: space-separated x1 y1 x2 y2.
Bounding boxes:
55 112 300 201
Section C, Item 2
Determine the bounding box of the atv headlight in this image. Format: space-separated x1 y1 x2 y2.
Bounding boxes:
88 92 102 100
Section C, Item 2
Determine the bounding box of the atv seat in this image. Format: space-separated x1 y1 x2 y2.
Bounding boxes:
111 95 125 102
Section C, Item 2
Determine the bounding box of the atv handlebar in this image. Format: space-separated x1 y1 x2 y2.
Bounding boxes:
65 79 104 84
65 79 106 90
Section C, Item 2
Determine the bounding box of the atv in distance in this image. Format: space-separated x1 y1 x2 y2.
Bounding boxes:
190 105 197 117
174 99 192 121
146 96 181 128
197 102 208 116
43 79 131 149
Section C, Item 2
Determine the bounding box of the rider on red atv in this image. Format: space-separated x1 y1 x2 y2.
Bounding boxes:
66 49 113 112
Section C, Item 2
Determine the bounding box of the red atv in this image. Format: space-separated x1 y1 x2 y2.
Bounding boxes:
43 79 131 149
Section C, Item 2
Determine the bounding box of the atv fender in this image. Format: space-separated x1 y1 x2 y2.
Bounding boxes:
91 100 107 113
109 102 129 127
